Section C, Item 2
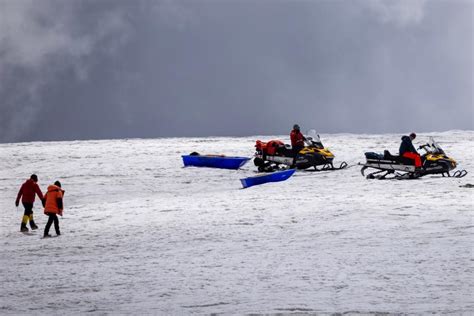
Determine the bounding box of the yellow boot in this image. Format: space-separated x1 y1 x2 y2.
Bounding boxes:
20 215 29 232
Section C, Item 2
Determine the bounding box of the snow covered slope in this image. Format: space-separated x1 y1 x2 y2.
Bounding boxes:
0 131 473 314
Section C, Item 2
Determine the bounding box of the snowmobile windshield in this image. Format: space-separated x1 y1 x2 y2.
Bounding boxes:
429 137 445 154
421 137 445 154
305 129 324 148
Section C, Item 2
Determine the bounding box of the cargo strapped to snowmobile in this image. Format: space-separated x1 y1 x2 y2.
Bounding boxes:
255 140 285 156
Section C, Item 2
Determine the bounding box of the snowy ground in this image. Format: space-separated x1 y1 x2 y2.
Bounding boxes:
0 131 473 314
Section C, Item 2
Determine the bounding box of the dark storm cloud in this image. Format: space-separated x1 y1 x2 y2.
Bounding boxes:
0 0 472 143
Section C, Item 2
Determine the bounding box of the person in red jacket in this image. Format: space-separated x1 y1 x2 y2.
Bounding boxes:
43 181 64 238
290 124 306 155
15 174 44 232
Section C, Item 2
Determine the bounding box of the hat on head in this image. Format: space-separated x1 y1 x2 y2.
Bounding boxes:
30 174 38 182
410 132 416 139
293 124 300 131
54 181 61 188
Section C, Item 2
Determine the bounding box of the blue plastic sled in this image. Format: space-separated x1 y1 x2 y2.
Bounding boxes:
182 154 250 170
240 169 296 189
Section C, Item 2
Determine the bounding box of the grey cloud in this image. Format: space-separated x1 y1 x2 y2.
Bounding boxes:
363 0 427 27
0 0 472 143
0 0 132 141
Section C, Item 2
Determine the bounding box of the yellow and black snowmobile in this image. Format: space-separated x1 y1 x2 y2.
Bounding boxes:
254 130 347 172
361 137 467 179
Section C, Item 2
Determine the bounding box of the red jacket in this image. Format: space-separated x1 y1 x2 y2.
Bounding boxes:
290 129 305 148
16 179 44 204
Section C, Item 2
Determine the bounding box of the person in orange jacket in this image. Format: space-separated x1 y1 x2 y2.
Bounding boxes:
15 174 44 232
43 181 65 238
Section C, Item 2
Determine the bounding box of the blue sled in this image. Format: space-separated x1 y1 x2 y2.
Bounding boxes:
182 155 250 170
240 169 296 189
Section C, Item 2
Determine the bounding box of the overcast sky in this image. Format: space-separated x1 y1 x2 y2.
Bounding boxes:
0 0 472 143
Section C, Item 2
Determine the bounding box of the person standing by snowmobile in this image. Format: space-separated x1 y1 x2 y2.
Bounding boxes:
399 132 422 168
290 124 306 168
43 181 64 238
290 124 306 155
15 174 44 232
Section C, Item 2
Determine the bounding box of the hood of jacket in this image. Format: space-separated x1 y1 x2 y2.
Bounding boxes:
47 185 62 193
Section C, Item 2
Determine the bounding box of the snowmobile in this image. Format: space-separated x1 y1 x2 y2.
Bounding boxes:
254 130 347 172
360 137 467 180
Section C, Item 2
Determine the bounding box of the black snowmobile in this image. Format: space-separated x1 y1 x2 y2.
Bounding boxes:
361 137 467 180
254 130 347 172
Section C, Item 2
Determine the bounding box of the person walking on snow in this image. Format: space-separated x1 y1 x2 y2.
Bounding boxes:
15 174 44 232
399 132 422 168
43 181 64 238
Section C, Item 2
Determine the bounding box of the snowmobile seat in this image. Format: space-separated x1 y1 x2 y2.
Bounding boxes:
276 144 295 157
383 150 414 165
383 150 398 161
365 152 384 160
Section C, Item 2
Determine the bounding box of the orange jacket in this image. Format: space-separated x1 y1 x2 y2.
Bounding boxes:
44 185 64 215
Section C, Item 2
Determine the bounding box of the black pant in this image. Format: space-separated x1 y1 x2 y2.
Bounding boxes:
293 146 304 157
22 202 33 216
44 213 60 235
292 146 304 166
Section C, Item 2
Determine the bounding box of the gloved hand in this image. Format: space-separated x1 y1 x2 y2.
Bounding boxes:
15 201 19 207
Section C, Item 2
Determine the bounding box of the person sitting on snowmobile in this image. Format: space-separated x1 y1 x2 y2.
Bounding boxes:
290 124 306 156
399 132 422 168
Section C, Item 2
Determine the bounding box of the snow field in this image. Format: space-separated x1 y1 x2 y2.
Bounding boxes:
0 131 473 314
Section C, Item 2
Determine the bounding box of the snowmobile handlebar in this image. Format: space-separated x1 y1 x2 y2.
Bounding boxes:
304 138 324 149
304 134 325 147
418 144 431 150
418 142 446 155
